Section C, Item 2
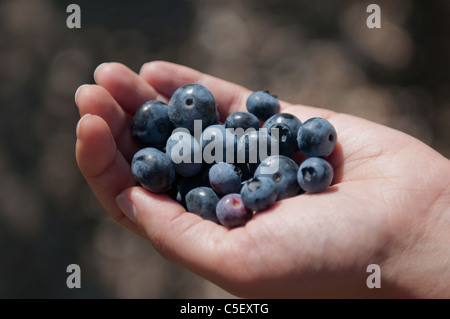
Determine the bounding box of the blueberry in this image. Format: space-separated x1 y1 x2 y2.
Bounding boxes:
131 147 175 193
254 155 300 200
166 131 202 177
236 129 278 165
168 84 217 134
240 176 278 212
200 124 237 164
225 112 260 132
263 113 301 158
297 157 334 193
209 162 241 195
131 100 174 150
297 117 337 158
246 90 280 121
216 194 253 228
185 186 220 223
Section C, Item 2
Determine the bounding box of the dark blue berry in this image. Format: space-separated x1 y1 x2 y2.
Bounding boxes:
208 162 241 195
131 147 175 193
254 155 300 200
185 186 220 223
297 117 337 158
168 84 217 134
263 113 301 158
240 176 278 212
246 90 280 121
132 100 174 150
297 157 334 193
225 112 260 132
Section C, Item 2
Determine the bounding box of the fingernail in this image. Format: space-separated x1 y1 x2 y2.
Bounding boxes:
74 84 89 105
93 62 109 82
76 113 91 138
116 194 137 223
139 62 149 75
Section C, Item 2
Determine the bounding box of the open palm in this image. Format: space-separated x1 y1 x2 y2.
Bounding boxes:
75 61 450 298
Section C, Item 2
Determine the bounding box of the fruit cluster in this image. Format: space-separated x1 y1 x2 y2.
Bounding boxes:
131 84 337 228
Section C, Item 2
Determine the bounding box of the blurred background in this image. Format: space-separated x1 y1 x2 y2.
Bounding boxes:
0 0 448 298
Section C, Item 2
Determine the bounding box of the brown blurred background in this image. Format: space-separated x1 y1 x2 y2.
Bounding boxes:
0 0 448 298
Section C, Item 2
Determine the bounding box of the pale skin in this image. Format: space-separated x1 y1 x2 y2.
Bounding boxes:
75 61 450 298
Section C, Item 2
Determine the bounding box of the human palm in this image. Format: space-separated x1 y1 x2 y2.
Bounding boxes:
75 61 450 298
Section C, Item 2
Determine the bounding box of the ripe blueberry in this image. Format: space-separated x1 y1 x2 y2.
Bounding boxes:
246 90 280 121
168 84 217 134
297 117 337 158
297 157 334 193
263 113 301 158
185 186 220 223
132 100 174 150
131 147 175 193
225 112 260 132
208 162 241 195
240 176 278 212
254 155 300 200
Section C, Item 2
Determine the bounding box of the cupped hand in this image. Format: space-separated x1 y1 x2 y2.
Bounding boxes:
75 61 450 298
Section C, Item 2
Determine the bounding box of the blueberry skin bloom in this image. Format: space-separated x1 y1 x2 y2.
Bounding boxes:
225 112 260 132
240 176 278 212
165 131 203 177
131 147 175 193
297 117 337 158
168 84 217 134
208 162 242 195
297 157 334 193
131 100 174 150
263 113 301 158
246 90 281 121
254 155 300 200
185 186 220 223
216 194 253 228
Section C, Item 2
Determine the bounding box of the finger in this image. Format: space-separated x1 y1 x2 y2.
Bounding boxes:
75 84 139 162
75 114 146 238
139 61 340 123
119 186 247 288
94 62 159 116
281 104 337 125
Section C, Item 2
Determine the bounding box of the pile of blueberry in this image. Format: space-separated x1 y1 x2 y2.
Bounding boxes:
131 84 337 228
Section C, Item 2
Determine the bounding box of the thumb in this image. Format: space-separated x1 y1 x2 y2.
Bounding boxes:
116 187 227 276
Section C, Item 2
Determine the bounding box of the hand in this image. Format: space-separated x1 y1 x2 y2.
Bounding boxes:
75 61 450 298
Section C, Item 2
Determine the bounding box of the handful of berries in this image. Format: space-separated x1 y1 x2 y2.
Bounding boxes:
131 84 337 228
